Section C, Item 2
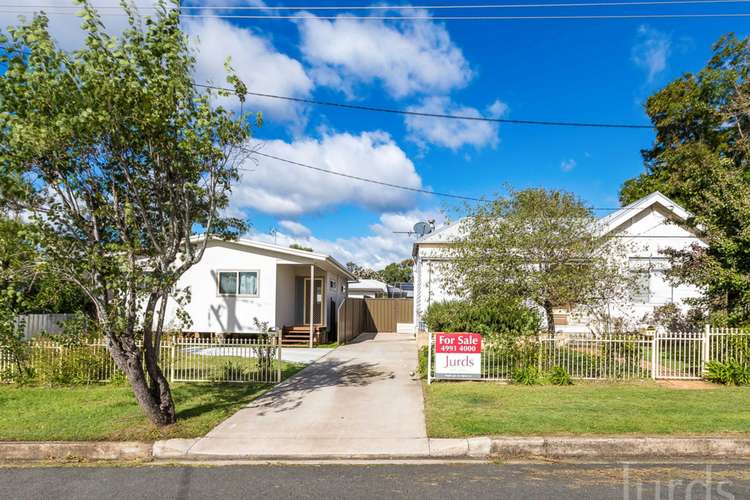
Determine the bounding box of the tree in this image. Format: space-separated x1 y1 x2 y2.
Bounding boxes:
444 188 633 335
0 1 253 425
620 34 750 325
289 243 313 252
345 262 380 280
379 259 413 285
0 216 89 315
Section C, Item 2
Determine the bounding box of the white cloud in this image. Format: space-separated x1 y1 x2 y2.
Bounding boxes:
631 25 671 84
297 11 472 99
231 131 423 216
185 16 314 126
252 209 445 269
278 220 311 236
560 158 576 172
405 97 505 151
0 1 163 50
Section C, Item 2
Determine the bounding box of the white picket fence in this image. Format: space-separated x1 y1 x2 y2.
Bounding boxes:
0 337 283 384
428 326 750 382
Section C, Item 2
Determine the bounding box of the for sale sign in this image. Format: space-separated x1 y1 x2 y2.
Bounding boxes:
434 333 482 379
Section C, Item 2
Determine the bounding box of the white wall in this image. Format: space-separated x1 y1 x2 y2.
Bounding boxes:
275 264 297 329
164 241 278 333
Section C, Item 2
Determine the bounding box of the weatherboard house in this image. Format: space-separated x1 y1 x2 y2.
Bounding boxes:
411 191 706 334
159 238 356 346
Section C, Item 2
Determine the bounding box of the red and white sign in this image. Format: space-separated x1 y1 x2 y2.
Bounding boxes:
434 333 482 379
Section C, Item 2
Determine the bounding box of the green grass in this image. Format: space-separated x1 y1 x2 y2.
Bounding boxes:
424 381 750 437
0 363 304 442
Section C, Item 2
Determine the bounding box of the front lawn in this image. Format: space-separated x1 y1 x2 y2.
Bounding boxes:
424 381 750 437
0 363 304 442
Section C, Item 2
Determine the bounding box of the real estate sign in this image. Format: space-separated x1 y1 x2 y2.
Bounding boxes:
434 333 482 379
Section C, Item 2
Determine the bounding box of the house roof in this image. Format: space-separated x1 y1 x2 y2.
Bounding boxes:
596 191 693 235
412 191 700 255
193 235 357 281
347 279 388 292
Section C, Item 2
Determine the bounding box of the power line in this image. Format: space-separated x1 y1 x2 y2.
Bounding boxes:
250 150 485 201
195 83 654 129
246 150 681 215
1 8 749 20
9 0 750 9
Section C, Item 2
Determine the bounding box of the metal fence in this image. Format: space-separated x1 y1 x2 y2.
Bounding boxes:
16 314 76 340
0 337 283 384
428 327 750 383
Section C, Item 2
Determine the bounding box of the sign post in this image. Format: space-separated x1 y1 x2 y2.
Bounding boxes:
434 333 482 380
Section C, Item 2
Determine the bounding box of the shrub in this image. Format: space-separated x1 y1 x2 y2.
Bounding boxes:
547 365 573 385
47 311 100 347
705 360 750 386
35 345 113 385
423 298 540 343
511 365 540 385
0 307 33 383
417 346 428 379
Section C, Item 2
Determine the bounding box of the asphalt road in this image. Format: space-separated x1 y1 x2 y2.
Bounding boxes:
1 462 749 499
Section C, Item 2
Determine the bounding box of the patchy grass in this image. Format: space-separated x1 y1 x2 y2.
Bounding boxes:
424 380 750 437
0 364 304 442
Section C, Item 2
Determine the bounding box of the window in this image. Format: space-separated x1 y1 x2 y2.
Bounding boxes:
632 271 650 303
217 271 258 296
330 279 336 290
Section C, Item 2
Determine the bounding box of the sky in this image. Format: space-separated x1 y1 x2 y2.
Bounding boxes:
2 1 748 268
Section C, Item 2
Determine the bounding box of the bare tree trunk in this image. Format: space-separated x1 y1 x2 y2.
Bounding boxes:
106 335 176 426
543 300 556 337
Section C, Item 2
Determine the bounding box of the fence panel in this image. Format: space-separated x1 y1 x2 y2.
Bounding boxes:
362 298 414 333
337 298 365 344
1 337 282 384
18 314 75 340
428 327 750 383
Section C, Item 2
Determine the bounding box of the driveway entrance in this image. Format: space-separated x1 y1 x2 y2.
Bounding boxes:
187 332 428 458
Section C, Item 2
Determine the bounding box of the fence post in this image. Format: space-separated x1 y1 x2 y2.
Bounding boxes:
276 334 282 383
702 324 711 375
169 340 176 383
427 330 432 385
651 331 658 380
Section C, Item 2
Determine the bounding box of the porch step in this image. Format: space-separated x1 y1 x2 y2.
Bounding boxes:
281 325 326 347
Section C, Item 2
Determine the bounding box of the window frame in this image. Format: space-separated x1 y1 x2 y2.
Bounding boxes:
216 269 260 298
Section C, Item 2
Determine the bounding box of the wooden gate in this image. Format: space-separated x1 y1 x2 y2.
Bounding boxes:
337 298 413 343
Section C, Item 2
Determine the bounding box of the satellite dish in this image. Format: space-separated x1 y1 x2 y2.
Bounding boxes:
413 221 433 237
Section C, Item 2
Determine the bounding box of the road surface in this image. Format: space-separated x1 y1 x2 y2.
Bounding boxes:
1 462 749 499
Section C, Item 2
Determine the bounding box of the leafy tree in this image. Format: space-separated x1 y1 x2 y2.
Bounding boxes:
289 243 313 252
0 2 253 425
0 217 89 314
345 261 380 280
620 34 750 325
379 259 413 285
444 188 634 335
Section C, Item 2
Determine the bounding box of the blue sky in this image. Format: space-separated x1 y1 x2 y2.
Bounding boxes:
5 2 748 268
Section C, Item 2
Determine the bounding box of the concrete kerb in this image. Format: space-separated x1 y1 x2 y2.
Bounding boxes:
4 437 750 462
0 441 152 461
149 436 750 461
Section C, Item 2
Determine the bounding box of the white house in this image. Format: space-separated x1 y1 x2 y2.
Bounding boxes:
161 238 355 345
347 279 389 298
412 191 706 334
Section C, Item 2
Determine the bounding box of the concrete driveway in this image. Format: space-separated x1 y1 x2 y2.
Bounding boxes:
186 332 428 458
